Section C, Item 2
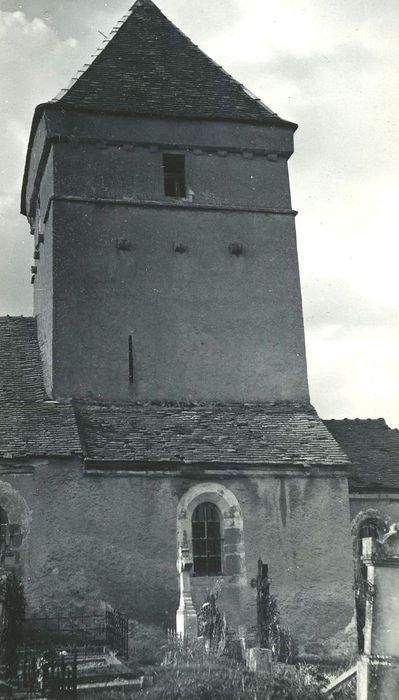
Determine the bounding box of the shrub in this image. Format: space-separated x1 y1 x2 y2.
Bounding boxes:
197 592 226 652
258 593 297 663
162 631 209 666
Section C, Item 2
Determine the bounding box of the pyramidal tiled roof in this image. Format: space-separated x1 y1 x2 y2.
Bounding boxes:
50 0 286 125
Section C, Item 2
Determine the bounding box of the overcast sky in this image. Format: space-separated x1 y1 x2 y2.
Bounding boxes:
0 0 398 426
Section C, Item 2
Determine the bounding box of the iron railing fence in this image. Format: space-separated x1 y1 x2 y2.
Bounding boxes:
105 608 128 660
0 650 78 699
22 608 128 659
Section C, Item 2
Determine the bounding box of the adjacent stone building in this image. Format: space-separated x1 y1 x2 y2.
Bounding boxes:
0 0 396 657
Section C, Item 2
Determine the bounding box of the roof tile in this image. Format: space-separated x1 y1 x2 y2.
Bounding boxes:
0 317 81 458
53 0 284 124
324 418 399 490
75 402 349 466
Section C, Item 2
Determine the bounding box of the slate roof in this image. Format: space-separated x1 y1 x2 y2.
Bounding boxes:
50 0 288 126
0 317 46 403
75 402 350 467
3 318 397 482
0 317 81 458
324 419 399 491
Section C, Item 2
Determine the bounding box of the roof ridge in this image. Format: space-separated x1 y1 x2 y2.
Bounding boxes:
324 417 388 425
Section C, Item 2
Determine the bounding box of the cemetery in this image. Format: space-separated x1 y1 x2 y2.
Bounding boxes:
1 527 398 698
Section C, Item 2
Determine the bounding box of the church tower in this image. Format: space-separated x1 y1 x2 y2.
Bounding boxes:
22 0 308 405
18 0 356 656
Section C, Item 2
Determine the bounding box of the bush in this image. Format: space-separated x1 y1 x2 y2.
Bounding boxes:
1 571 26 679
258 593 297 663
162 632 210 666
197 592 226 652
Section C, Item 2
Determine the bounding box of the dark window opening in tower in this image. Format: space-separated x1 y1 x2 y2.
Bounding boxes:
192 502 222 576
163 153 186 198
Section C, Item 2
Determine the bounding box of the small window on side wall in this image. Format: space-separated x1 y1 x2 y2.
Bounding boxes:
163 153 186 198
192 502 222 576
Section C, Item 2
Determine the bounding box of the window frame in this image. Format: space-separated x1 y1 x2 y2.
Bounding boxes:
192 502 223 577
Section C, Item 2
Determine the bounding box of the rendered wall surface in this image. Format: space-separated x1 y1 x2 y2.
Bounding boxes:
52 201 307 402
1 463 355 657
27 110 309 403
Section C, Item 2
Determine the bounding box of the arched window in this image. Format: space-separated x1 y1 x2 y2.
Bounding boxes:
192 502 222 576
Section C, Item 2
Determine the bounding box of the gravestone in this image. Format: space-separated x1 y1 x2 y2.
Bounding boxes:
357 524 399 699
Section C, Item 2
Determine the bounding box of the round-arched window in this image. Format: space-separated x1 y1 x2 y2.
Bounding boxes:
192 502 222 576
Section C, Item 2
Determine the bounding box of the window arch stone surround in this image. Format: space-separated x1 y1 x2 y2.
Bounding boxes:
351 508 391 558
177 482 246 581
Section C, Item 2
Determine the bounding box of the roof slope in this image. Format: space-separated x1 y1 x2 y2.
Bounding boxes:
0 317 46 403
52 0 283 124
324 418 399 491
75 402 349 467
0 317 81 458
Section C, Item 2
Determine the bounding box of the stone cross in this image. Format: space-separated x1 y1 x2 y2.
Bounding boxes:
176 542 198 640
357 523 399 699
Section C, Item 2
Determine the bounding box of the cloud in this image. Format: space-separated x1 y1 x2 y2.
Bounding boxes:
307 323 399 428
0 9 82 313
0 0 243 46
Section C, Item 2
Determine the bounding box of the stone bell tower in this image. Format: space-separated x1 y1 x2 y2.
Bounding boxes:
22 0 308 405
